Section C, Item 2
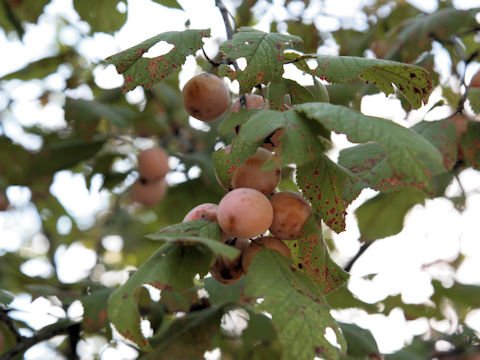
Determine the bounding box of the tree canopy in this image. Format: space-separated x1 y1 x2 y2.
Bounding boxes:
0 1 479 359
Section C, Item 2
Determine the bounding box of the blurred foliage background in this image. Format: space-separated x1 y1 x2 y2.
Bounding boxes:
0 0 479 359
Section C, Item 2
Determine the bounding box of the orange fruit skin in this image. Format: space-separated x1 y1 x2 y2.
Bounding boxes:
269 191 312 240
131 178 167 206
230 94 267 113
217 188 273 239
470 71 480 88
242 236 291 272
138 147 169 181
232 148 280 195
183 203 218 222
210 238 249 285
182 73 230 122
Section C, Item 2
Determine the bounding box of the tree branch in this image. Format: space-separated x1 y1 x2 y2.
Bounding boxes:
215 0 235 40
0 320 80 360
344 242 372 273
215 0 247 108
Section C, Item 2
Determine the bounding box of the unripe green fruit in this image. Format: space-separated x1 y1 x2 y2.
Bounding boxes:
182 73 230 122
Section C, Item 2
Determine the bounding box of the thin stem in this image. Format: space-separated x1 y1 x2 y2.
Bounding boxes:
215 0 247 108
344 242 372 273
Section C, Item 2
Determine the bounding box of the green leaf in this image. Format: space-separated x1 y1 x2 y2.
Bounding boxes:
146 220 239 260
219 27 302 93
460 121 480 170
146 306 224 359
152 0 183 9
287 217 349 293
0 52 73 81
34 137 106 175
65 97 136 140
107 243 213 349
467 87 480 114
432 280 480 312
288 54 432 109
355 188 426 242
81 288 113 332
385 337 435 360
338 143 396 200
380 294 442 320
339 322 381 359
0 136 35 185
311 77 330 103
214 110 329 190
0 0 49 36
155 178 226 227
325 285 377 312
296 103 445 196
386 8 480 63
296 154 357 233
107 29 210 91
245 250 346 360
411 119 458 171
0 290 13 305
73 0 127 34
203 277 244 306
266 78 316 110
0 322 17 355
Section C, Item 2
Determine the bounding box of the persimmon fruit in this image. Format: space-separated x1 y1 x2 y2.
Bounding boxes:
182 73 230 122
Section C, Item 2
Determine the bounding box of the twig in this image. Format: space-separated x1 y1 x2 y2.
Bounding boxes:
0 307 23 343
344 242 372 272
215 0 247 108
215 0 235 40
0 321 80 360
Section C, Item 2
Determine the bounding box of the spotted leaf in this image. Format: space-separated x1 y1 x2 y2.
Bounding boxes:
296 103 445 196
287 54 432 109
245 250 346 360
219 27 302 93
297 154 356 233
107 29 210 91
107 243 212 350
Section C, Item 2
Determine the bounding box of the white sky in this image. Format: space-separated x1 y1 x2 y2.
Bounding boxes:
1 0 480 358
